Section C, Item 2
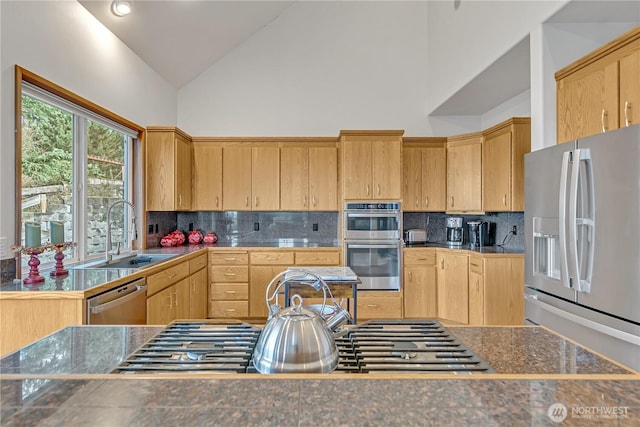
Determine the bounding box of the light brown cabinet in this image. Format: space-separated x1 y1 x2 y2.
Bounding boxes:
403 248 437 318
222 146 280 210
468 254 524 326
446 132 482 213
146 259 190 324
146 127 192 211
209 251 249 319
192 142 222 211
357 291 403 321
249 251 294 319
402 138 447 212
556 26 640 143
436 250 469 324
340 130 403 200
188 253 208 319
482 118 531 212
280 144 338 211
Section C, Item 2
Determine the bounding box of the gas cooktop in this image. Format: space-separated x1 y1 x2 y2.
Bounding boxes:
113 319 493 374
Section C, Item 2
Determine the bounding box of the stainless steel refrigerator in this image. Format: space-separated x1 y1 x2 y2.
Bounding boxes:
525 124 640 372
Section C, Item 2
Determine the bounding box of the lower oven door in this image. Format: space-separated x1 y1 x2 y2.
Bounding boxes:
344 240 401 291
87 278 147 325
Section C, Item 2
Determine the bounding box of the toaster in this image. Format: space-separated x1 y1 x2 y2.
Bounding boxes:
405 229 428 243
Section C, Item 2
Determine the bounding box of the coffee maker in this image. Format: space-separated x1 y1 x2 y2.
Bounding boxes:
467 221 496 247
446 217 463 246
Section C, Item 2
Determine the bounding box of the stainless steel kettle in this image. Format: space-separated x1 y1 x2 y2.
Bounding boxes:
252 269 351 374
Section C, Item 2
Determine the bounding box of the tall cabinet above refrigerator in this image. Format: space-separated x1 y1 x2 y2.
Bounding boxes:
525 124 640 372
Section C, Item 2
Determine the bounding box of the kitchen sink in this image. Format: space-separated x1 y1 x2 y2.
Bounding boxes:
70 253 179 270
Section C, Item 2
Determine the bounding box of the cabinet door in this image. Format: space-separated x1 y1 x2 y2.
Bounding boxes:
468 270 484 326
222 147 252 210
309 147 337 210
175 278 191 320
146 131 175 211
422 146 446 211
372 139 401 199
190 268 208 319
447 142 482 212
403 265 437 318
402 147 422 211
557 62 619 142
342 140 372 199
249 265 286 318
252 146 280 210
437 252 469 324
280 147 308 210
483 131 512 211
175 134 192 210
192 143 222 210
619 49 640 128
483 258 524 325
147 286 175 325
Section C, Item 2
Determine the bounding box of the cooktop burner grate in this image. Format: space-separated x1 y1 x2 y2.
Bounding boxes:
114 319 492 374
112 321 261 374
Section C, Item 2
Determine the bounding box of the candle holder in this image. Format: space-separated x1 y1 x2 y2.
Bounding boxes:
50 243 71 276
15 247 46 285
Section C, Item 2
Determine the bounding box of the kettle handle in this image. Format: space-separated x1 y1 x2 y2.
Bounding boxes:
264 269 329 318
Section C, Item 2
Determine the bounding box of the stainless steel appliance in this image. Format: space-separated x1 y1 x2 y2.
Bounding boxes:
404 229 427 244
113 320 493 374
525 124 640 372
446 217 463 246
467 221 496 247
86 278 147 325
344 202 401 290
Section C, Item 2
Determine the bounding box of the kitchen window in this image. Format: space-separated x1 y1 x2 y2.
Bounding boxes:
16 67 143 274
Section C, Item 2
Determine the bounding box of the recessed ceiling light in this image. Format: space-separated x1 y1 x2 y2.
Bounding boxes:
111 0 132 17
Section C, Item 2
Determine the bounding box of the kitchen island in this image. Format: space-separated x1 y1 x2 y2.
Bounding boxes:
1 324 638 426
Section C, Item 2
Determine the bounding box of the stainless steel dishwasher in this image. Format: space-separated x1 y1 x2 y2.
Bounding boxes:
87 278 147 325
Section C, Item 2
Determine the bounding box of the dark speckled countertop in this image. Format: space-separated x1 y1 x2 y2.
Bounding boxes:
1 324 638 426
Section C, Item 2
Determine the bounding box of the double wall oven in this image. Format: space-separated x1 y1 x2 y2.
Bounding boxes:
343 202 402 291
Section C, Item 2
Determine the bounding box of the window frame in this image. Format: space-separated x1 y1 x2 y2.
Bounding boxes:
15 65 146 275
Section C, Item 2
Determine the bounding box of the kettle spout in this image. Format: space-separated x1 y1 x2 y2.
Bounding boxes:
324 303 352 332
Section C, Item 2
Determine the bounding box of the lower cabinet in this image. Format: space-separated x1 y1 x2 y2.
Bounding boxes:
357 291 403 321
209 251 249 319
146 260 190 324
468 254 524 325
403 248 437 318
249 251 294 319
436 250 469 324
188 254 208 319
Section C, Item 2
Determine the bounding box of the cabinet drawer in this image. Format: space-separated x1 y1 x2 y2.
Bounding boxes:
469 256 484 274
189 253 208 273
250 251 294 265
295 251 341 266
210 283 249 301
209 252 249 265
209 301 249 318
357 295 402 319
147 262 190 296
403 250 436 265
210 266 249 282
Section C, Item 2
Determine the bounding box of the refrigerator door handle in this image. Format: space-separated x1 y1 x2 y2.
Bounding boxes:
525 294 640 346
558 151 572 288
568 149 581 290
573 148 595 293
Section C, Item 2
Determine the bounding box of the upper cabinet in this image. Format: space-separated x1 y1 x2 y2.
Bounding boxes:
402 137 447 212
191 141 222 211
280 140 338 211
222 145 280 211
482 118 530 212
556 26 640 143
340 130 403 201
446 132 482 214
146 127 192 211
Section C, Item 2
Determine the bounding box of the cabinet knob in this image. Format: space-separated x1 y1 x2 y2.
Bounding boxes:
450 196 455 208
366 184 370 196
625 101 632 127
311 195 316 207
254 197 259 207
366 304 379 308
503 194 507 206
441 258 444 269
425 197 429 208
376 184 380 195
245 197 249 207
215 196 219 208
224 290 236 294
224 272 236 277
601 109 608 133
303 195 307 207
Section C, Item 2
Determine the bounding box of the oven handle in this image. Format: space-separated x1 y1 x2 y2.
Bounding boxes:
346 244 399 249
345 213 396 218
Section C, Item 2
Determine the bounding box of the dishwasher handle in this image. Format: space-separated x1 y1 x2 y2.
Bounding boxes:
89 285 147 315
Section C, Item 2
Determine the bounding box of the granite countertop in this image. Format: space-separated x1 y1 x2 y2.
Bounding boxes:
0 240 341 294
1 325 638 425
404 241 524 254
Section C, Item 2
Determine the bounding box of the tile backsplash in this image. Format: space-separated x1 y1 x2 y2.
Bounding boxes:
146 211 340 247
403 211 524 250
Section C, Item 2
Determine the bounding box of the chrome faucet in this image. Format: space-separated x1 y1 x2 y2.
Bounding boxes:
106 199 137 262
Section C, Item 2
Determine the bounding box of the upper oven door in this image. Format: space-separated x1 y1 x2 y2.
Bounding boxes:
343 203 401 240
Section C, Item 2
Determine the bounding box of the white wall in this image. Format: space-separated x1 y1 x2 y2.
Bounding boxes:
0 1 177 252
178 1 430 137
425 0 566 116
